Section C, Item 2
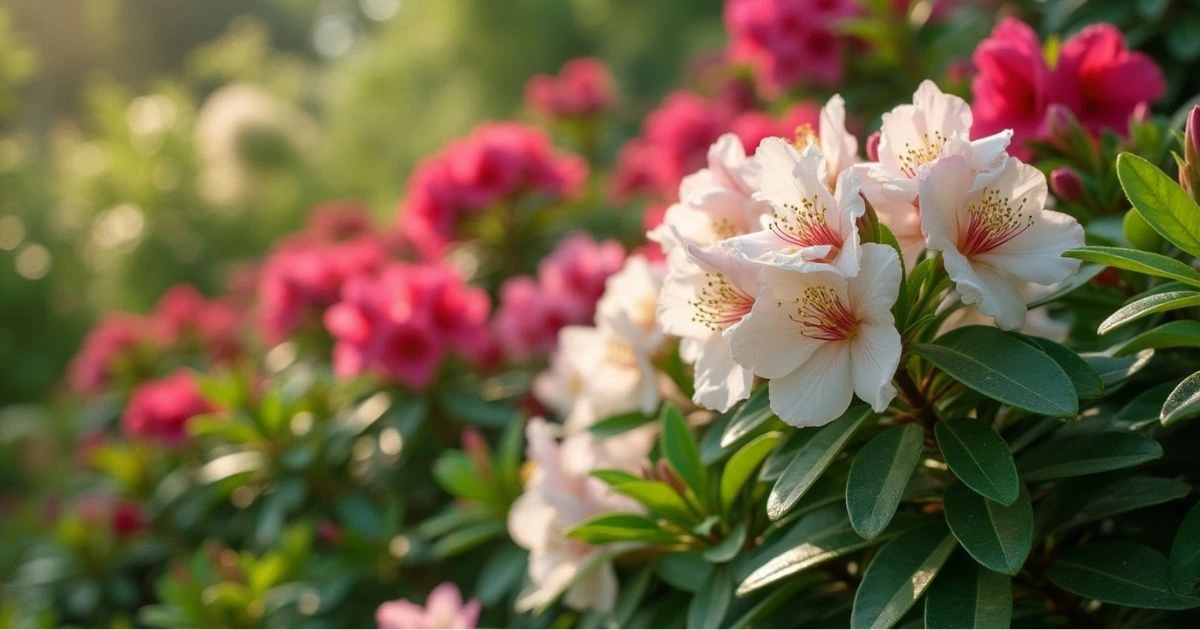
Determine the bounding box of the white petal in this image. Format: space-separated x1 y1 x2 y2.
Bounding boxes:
943 248 1028 330
564 560 618 613
657 259 713 340
692 333 755 412
768 343 853 427
848 243 902 320
969 130 1013 171
508 492 557 552
918 154 974 251
727 283 821 379
850 322 901 412
977 208 1084 285
820 94 859 182
912 79 973 140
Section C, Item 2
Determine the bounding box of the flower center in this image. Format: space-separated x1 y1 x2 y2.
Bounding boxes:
896 131 948 178
788 285 859 341
710 216 742 240
769 194 843 260
689 272 755 331
959 186 1033 257
794 123 819 148
605 339 639 367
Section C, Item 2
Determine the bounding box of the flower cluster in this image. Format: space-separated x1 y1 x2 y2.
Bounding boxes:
68 313 150 397
376 583 481 630
151 285 243 362
122 370 214 446
398 123 587 259
324 262 491 389
524 57 617 120
492 233 625 361
971 18 1165 159
657 81 1084 426
723 0 861 94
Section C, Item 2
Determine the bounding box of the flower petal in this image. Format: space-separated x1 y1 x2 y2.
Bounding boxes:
768 343 853 427
727 283 821 379
850 322 901 412
693 333 755 412
847 243 902 321
944 249 1028 330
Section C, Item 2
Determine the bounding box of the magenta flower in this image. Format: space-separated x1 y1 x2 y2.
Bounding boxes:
724 0 861 93
68 313 149 397
150 285 243 362
971 18 1165 159
376 583 481 629
525 57 618 119
122 370 214 446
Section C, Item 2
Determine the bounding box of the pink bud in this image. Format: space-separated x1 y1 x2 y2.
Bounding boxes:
1045 104 1078 142
866 131 881 162
1050 168 1085 203
1186 105 1200 164
462 427 493 479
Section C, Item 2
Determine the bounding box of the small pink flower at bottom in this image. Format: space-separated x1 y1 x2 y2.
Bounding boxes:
376 583 481 629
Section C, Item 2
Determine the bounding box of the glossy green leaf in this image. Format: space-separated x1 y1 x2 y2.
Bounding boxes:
703 523 746 563
722 386 774 447
658 551 712 592
1117 152 1200 259
924 552 1012 629
688 565 732 629
1063 246 1200 287
1163 371 1200 426
847 425 924 539
768 406 872 521
739 506 881 595
1115 321 1200 355
1018 432 1163 482
1082 348 1155 383
1099 291 1200 334
612 562 656 628
760 429 815 481
660 406 708 506
913 326 1077 416
611 481 696 526
1054 476 1190 533
567 513 680 545
1018 337 1104 401
589 411 653 437
720 432 781 512
943 482 1033 575
591 469 642 486
851 521 957 629
1047 541 1200 610
474 543 527 605
936 418 1020 506
1169 501 1200 593
1027 264 1105 308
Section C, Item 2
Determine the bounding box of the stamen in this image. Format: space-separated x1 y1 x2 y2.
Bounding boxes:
689 272 755 331
959 186 1033 257
769 193 843 259
786 286 859 341
897 131 948 178
794 123 819 148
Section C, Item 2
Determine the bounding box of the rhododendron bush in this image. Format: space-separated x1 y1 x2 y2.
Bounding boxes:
9 0 1200 628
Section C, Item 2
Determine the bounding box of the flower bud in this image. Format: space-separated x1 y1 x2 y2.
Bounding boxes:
1045 104 1097 162
1179 106 1200 201
866 131 881 162
1050 168 1085 204
462 427 493 479
1045 104 1078 142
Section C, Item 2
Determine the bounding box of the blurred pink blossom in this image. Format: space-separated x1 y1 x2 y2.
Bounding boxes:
151 285 243 362
724 0 861 93
377 583 481 629
525 57 617 119
68 313 149 397
122 370 214 446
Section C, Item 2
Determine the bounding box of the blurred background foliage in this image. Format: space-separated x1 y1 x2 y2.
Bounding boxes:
0 0 724 405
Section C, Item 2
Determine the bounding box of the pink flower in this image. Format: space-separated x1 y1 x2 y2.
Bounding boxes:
304 201 377 243
525 57 618 119
724 0 861 93
77 496 148 539
68 313 149 397
325 263 490 388
257 236 388 343
377 583 481 629
538 233 626 320
971 18 1164 159
122 370 214 446
492 277 575 361
151 285 243 362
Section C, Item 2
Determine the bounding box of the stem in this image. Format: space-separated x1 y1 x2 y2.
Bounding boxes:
894 366 939 437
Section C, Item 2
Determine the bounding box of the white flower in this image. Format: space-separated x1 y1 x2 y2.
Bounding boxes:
595 255 665 356
723 138 865 277
728 243 903 426
918 154 1084 330
678 132 763 203
857 80 1013 266
797 94 859 190
534 325 659 431
509 419 653 614
658 238 761 412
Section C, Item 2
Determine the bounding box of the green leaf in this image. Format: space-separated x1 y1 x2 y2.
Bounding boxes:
432 451 491 503
1115 321 1200 355
431 520 507 558
660 406 708 507
1163 371 1200 426
924 552 1012 629
720 432 781 512
760 429 815 481
688 565 732 629
611 481 697 526
567 513 681 545
703 523 747 563
1169 501 1200 593
1047 541 1200 610
738 506 875 595
612 562 656 627
1116 382 1177 427
1054 476 1191 533
935 418 1021 506
1082 348 1155 383
474 543 527 605
1017 432 1163 482
1100 291 1200 334
658 552 712 592
1124 207 1163 251
589 411 654 437
768 406 872 520
913 326 1077 416
943 482 1033 576
1167 10 1200 61
722 386 774 447
1018 337 1104 401
591 469 642 486
847 425 924 539
851 521 957 629
1064 245 1200 287
1027 264 1105 308
1118 153 1200 257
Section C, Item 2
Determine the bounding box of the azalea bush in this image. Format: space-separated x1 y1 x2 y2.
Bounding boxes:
6 0 1200 628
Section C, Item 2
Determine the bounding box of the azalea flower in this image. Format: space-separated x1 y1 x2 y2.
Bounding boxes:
595 255 665 356
918 154 1084 330
508 419 652 614
533 325 657 431
658 239 760 412
376 583 481 629
797 94 859 190
723 137 864 277
728 243 903 426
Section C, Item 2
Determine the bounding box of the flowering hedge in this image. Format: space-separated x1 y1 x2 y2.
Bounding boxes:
7 1 1200 628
